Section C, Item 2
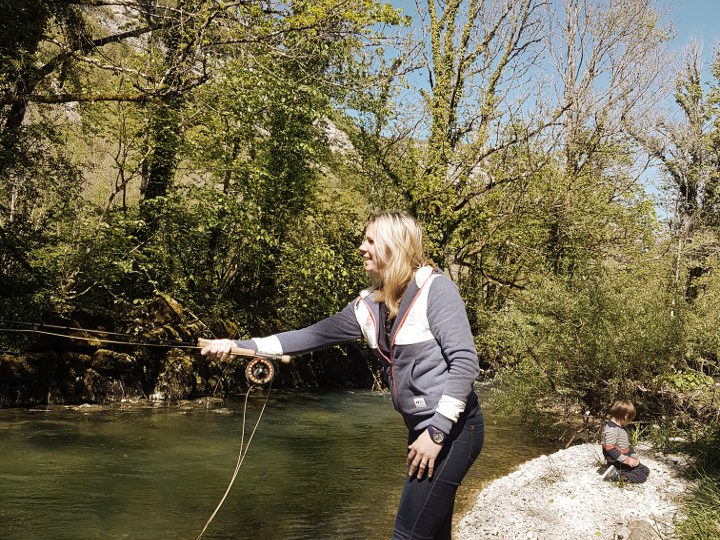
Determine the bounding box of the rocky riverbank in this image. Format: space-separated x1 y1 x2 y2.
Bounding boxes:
456 442 694 539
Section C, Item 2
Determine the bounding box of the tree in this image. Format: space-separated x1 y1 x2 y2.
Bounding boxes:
632 44 715 236
0 0 406 320
545 0 670 274
409 0 554 268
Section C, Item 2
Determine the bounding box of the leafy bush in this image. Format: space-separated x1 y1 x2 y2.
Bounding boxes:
485 255 684 416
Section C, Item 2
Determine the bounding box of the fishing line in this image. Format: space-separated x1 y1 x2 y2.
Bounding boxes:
2 321 280 537
0 319 200 348
0 327 202 349
0 319 186 340
196 381 272 540
0 323 290 363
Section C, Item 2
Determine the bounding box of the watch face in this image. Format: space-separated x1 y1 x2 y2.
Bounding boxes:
431 430 445 444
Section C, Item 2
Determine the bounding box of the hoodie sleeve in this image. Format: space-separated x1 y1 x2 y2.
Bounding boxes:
234 298 362 356
425 275 480 433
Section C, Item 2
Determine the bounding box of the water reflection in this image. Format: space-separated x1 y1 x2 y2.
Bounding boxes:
0 388 557 539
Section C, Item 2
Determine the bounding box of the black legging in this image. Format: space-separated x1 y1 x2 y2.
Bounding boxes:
392 407 484 540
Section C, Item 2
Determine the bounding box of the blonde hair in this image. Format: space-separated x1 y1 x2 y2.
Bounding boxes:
609 399 636 423
367 211 427 318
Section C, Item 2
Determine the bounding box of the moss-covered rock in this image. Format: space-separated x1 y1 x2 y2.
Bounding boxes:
150 349 195 402
0 353 57 407
145 294 184 325
57 352 93 370
91 349 136 372
81 368 126 403
47 353 91 404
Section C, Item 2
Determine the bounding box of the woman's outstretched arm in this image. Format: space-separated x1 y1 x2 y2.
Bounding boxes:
201 299 363 361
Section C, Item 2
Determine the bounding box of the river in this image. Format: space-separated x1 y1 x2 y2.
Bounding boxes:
0 386 558 539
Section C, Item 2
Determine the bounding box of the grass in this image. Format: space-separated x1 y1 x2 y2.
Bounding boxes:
620 417 720 538
675 476 720 539
675 422 720 540
627 420 678 451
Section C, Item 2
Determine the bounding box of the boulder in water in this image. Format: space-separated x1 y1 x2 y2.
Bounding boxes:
92 349 136 372
81 368 125 403
150 349 195 402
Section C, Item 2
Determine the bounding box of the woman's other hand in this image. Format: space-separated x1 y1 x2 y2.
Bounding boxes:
199 338 235 362
407 429 443 480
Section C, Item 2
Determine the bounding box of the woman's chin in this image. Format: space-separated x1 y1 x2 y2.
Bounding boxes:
364 266 380 279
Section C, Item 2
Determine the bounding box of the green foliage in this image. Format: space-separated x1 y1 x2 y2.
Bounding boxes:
275 197 367 329
490 357 553 421
1 0 720 412
486 253 684 415
683 239 720 372
0 117 84 318
676 422 720 540
1 0 407 344
655 370 714 393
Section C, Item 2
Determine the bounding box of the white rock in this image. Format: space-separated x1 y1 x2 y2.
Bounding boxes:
455 443 694 540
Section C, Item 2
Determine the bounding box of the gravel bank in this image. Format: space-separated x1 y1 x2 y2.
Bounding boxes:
456 442 693 539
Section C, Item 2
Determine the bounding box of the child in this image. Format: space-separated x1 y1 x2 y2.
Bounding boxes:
601 399 650 483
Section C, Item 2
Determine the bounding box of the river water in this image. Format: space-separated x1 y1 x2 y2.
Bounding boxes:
0 386 557 539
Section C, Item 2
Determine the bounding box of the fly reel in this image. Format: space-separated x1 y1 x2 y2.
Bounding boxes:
245 357 275 385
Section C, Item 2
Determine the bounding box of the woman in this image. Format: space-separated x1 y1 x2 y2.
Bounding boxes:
201 211 484 539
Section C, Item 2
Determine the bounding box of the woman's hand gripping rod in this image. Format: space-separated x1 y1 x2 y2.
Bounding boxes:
197 338 292 385
197 338 292 363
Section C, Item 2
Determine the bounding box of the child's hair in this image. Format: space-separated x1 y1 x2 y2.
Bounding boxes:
609 399 636 423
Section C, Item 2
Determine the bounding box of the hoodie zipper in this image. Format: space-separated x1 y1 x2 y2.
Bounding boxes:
361 297 398 402
362 271 435 407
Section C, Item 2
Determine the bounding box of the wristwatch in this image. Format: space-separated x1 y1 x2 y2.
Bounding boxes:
427 425 446 445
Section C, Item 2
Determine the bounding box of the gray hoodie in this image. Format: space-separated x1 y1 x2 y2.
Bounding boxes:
235 266 480 433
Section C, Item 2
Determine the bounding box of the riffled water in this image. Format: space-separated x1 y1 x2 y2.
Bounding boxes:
0 387 557 539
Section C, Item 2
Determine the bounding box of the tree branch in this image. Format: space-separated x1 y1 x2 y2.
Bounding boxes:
2 93 154 105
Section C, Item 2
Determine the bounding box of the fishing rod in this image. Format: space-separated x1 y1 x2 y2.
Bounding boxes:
0 326 200 349
0 322 292 385
0 319 193 341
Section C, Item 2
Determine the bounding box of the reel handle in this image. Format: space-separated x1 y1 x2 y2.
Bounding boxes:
197 338 292 364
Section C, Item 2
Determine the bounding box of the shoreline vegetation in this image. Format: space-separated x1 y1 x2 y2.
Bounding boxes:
1 1 719 537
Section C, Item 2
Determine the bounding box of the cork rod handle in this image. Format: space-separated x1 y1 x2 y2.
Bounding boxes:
197 338 292 364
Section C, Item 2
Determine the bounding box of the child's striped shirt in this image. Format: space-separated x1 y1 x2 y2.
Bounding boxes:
602 421 636 464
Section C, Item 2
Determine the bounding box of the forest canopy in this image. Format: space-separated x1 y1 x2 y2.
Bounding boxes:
1 0 719 428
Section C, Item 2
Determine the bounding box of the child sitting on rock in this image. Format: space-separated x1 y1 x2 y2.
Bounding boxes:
601 399 650 483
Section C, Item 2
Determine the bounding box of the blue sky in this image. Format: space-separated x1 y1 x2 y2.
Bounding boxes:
389 0 720 67
669 0 720 62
